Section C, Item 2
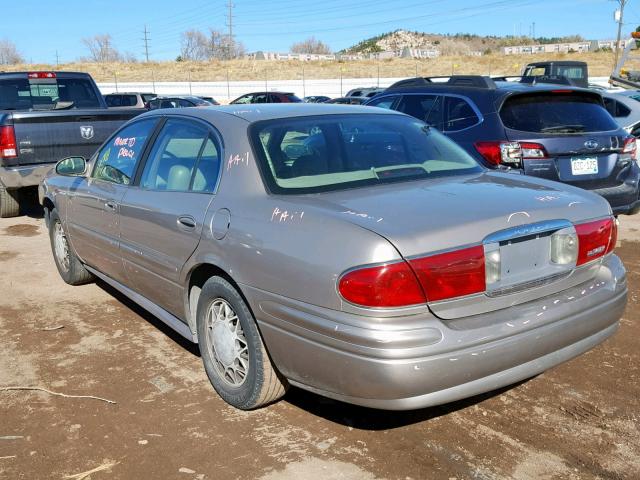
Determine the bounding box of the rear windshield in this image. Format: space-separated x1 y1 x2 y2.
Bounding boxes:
251 114 482 194
141 93 157 103
105 94 137 107
0 77 101 110
500 93 618 134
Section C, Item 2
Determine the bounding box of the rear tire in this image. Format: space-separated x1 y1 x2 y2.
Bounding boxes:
197 276 287 409
48 208 93 285
0 186 20 218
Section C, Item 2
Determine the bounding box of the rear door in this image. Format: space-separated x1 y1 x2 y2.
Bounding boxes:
68 118 158 283
500 91 628 189
118 117 221 317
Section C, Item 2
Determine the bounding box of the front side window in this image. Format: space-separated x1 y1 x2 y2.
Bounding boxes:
367 95 398 110
93 119 158 185
140 119 220 192
232 94 253 104
251 114 482 194
397 95 444 130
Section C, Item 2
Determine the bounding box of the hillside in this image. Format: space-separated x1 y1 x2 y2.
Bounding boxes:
342 29 586 55
0 51 620 83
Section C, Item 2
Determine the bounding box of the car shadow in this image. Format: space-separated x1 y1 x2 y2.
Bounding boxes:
95 280 201 357
282 380 529 430
94 279 529 429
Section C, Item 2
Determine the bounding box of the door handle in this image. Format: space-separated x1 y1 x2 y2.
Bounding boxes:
177 215 196 229
104 201 117 211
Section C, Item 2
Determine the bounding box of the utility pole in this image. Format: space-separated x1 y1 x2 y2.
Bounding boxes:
104 37 111 62
532 22 536 40
226 1 235 60
142 25 150 62
55 50 59 67
614 0 627 69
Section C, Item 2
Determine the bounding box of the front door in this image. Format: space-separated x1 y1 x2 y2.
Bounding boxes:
67 118 159 283
119 118 222 318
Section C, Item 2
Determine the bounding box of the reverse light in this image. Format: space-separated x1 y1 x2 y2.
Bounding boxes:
550 230 578 265
622 137 636 157
575 218 615 266
0 126 17 158
338 261 426 308
474 141 548 166
484 246 501 285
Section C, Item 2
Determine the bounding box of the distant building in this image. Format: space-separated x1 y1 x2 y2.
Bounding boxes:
502 39 632 55
246 48 441 61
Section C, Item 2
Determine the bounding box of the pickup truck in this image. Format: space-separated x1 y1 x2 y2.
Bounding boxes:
0 71 142 217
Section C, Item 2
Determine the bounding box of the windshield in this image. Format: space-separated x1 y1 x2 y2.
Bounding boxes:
500 93 618 134
250 114 482 194
0 77 101 110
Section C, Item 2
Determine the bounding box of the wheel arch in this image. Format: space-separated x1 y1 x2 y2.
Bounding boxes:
185 262 252 341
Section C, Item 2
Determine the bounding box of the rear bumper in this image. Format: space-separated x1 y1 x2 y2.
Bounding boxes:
244 254 627 410
590 182 640 215
0 163 54 188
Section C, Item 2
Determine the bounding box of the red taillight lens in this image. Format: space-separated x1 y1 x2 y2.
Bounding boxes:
575 218 614 266
474 141 547 166
0 126 17 158
607 218 618 255
338 261 426 308
409 246 486 302
474 141 501 166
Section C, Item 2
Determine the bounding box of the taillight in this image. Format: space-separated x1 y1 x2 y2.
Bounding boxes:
474 141 547 166
622 137 636 157
575 218 615 266
409 246 486 302
338 261 426 308
0 126 17 158
607 218 618 255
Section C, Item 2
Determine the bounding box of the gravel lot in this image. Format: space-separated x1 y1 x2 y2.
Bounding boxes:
0 209 638 480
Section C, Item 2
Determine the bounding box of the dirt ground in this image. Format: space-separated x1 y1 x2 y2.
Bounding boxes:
0 208 638 480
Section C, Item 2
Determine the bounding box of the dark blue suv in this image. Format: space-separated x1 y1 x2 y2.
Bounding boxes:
366 76 640 215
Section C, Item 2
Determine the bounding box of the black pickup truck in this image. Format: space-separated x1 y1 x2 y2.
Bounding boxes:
0 71 142 217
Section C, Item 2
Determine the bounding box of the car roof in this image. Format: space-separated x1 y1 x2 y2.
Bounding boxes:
139 103 402 123
525 61 587 67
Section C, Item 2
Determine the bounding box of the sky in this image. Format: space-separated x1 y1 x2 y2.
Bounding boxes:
3 0 640 63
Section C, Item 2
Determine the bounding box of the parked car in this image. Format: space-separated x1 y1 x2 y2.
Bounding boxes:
0 71 142 217
230 92 302 104
325 96 369 105
303 96 330 103
148 96 214 109
345 87 385 98
602 90 640 137
197 96 220 105
367 75 640 216
105 92 157 109
41 104 627 411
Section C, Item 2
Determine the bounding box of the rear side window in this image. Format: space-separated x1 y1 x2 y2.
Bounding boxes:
285 94 302 103
556 66 584 80
500 93 619 133
140 119 220 192
251 114 481 194
105 95 121 107
603 98 631 118
0 76 101 110
93 119 158 185
444 97 479 131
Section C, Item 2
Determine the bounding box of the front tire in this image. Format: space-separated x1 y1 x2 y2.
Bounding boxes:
48 208 93 285
197 276 287 409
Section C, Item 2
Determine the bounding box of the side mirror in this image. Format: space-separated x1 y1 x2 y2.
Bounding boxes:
55 156 87 176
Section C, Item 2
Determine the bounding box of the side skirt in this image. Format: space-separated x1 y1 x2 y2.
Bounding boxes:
85 265 197 343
